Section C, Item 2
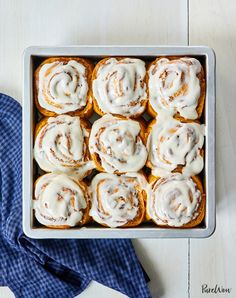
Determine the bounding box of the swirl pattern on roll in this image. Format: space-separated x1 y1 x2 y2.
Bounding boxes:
147 113 205 177
147 173 202 227
89 173 147 227
89 114 147 173
37 59 89 114
92 58 147 117
148 57 203 119
33 173 89 227
34 115 92 175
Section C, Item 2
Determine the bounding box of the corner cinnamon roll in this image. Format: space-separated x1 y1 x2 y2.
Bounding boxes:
34 57 93 117
33 173 90 228
146 113 205 177
92 57 147 117
147 173 205 227
89 173 147 227
89 114 147 173
34 115 94 178
147 57 205 120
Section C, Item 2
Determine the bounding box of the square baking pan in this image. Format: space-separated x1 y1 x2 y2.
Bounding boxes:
22 46 216 238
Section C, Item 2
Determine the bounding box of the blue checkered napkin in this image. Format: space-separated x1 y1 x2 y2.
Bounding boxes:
0 93 151 298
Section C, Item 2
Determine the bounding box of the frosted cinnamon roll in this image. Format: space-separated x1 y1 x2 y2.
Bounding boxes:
89 114 147 173
146 113 205 177
34 115 94 178
34 57 93 117
89 173 147 227
147 173 205 228
92 57 147 117
33 173 90 228
148 57 205 120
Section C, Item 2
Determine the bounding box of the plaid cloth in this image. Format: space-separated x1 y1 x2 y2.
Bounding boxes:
0 93 151 298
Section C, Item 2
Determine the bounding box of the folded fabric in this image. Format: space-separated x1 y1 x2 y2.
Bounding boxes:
0 93 151 298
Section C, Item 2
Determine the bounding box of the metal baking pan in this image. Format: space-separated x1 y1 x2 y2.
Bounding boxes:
22 46 215 238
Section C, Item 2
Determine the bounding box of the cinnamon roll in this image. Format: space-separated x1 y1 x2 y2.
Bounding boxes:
147 57 205 120
146 113 205 177
34 115 94 178
89 172 147 227
33 173 90 228
89 114 147 173
92 57 147 118
147 173 205 227
34 57 93 117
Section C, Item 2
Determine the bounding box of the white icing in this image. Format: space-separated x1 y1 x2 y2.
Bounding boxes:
89 172 147 227
147 173 201 227
34 173 87 227
147 112 205 177
93 58 147 116
89 114 147 173
34 115 92 177
38 60 88 114
148 57 202 119
66 160 95 180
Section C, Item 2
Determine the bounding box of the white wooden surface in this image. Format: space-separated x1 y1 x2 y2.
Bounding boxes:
189 0 236 297
1 0 235 297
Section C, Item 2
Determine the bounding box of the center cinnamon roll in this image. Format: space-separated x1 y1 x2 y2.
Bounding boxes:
89 114 147 173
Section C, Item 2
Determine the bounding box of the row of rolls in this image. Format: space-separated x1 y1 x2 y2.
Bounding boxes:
33 55 206 229
34 56 205 120
34 172 205 229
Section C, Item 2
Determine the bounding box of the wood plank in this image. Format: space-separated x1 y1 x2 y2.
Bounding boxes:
133 239 188 298
0 1 189 297
189 0 236 297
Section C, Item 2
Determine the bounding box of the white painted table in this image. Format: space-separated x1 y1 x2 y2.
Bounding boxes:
0 0 235 297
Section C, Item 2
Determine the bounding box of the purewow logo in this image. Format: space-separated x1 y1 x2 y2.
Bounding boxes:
202 284 232 294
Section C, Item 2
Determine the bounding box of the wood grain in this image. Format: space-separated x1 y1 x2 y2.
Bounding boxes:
189 0 236 297
0 0 189 297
